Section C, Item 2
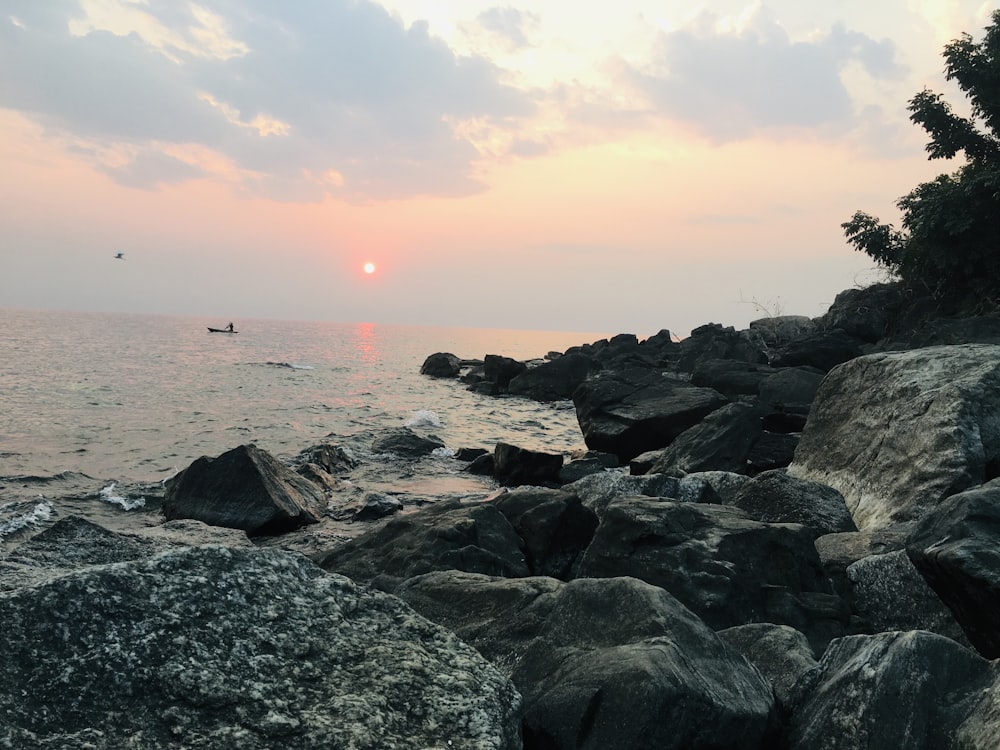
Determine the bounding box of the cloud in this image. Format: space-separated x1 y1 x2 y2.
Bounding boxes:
476 7 537 50
621 6 906 141
0 0 536 202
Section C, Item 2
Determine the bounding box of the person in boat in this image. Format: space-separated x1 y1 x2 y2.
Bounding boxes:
227 322 234 332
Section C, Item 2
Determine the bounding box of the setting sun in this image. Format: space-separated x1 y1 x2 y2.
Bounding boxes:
363 262 376 274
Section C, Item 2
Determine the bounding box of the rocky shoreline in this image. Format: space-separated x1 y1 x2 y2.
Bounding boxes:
4 281 1000 748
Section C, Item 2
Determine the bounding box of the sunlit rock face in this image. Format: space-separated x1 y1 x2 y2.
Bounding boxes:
0 545 522 750
789 344 1000 532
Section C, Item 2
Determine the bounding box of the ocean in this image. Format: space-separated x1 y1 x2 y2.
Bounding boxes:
0 307 612 551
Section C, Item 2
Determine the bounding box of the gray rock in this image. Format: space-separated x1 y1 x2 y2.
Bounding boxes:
788 345 1000 532
564 470 717 520
493 442 563 487
727 469 857 538
690 358 776 399
758 367 825 410
397 572 776 750
647 401 764 476
769 329 865 372
788 631 995 750
313 497 529 591
718 623 817 709
420 351 462 377
814 524 915 599
557 457 608 484
371 427 445 458
0 545 522 749
907 480 1000 658
847 550 971 647
576 498 847 651
572 367 728 463
749 315 818 347
163 444 327 535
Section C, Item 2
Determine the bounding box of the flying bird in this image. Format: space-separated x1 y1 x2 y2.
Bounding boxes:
114 252 125 260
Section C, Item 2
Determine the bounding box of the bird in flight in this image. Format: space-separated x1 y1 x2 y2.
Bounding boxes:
114 252 125 260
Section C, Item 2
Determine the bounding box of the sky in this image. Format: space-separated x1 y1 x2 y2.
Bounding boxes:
0 1 994 337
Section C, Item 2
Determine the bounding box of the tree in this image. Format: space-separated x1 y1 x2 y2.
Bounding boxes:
843 10 1000 311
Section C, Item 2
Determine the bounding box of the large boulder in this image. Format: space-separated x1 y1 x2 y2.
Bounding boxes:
817 282 909 343
769 329 866 372
163 444 327 535
507 353 602 401
689 359 776 399
576 498 847 650
906 480 1000 658
396 572 776 750
787 631 995 750
493 442 564 487
313 496 529 591
572 367 728 463
564 470 718 520
717 623 817 711
419 351 462 378
371 427 445 458
0 545 522 749
788 344 1000 532
676 323 768 372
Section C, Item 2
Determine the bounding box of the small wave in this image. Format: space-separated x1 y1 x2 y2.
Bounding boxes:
99 482 147 511
249 361 315 370
431 446 456 458
0 498 53 538
405 409 442 429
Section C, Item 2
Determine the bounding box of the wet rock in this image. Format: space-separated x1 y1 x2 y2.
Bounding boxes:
0 545 522 749
419 351 462 378
493 442 564 487
371 427 445 458
162 444 327 536
507 352 602 401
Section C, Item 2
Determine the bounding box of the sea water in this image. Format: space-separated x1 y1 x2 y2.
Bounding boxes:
0 307 613 547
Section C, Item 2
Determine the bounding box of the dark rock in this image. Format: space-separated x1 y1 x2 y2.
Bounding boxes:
0 546 522 749
814 524 915 599
718 623 817 711
907 480 1000 658
419 351 462 378
493 487 598 579
572 367 728 463
507 353 602 401
677 323 769 372
690 358 776 398
564 470 718 519
493 442 564 487
351 492 403 522
484 354 528 393
557 457 608 484
789 344 1000 532
758 367 824 411
454 447 488 461
371 427 445 458
748 315 818 347
788 631 994 750
295 443 359 475
847 550 971 647
769 328 865 372
465 453 495 476
882 313 1000 350
647 401 765 476
396 572 776 750
576 498 847 651
760 410 809 433
313 497 529 591
163 444 327 536
818 282 909 343
746 431 800 474
727 469 857 538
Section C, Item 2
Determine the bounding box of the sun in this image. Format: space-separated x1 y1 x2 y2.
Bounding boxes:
363 262 376 274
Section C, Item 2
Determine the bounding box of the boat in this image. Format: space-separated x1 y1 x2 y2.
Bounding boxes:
207 327 238 334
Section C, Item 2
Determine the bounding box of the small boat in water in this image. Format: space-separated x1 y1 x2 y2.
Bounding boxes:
207 326 238 334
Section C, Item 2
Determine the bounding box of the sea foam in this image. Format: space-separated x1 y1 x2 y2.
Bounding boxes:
99 483 146 511
0 498 54 538
405 409 442 429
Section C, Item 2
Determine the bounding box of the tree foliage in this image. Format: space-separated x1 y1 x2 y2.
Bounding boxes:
843 10 1000 311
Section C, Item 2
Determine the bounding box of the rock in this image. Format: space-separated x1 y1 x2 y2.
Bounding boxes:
576 498 847 650
454 447 489 461
746 431 800 474
313 497 529 591
351 492 403 521
647 401 764 476
676 323 769 372
769 329 866 372
294 443 359 475
788 631 995 750
906 480 1000 658
466 453 495 476
564 470 718 519
687 470 752 503
493 442 564 487
0 545 522 749
371 427 445 458
818 282 909 343
749 315 818 347
788 344 1000 532
396 572 776 750
880 312 1000 350
483 354 528 394
758 367 824 411
813 524 915 599
717 623 817 711
493 487 598 579
690 359 776 399
572 367 729 463
846 550 971 647
163 444 327 536
507 353 602 401
558 456 608 484
419 351 462 377
727 470 857 538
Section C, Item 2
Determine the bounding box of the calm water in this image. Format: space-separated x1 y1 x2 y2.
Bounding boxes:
0 308 611 542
